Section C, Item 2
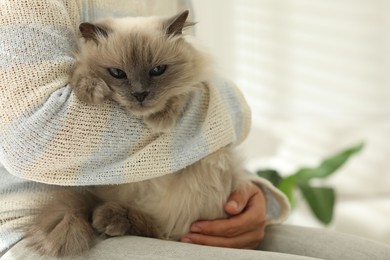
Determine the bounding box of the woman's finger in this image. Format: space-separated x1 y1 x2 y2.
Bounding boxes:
180 228 265 249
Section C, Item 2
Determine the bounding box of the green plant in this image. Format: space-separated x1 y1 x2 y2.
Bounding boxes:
257 142 364 225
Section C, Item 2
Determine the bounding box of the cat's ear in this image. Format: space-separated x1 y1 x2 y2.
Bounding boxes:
79 22 109 42
164 10 195 37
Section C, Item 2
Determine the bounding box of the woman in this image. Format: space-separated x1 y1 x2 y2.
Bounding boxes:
0 1 388 259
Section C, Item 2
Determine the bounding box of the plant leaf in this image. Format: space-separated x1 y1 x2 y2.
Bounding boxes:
299 184 336 225
295 142 364 181
256 169 283 186
277 175 297 208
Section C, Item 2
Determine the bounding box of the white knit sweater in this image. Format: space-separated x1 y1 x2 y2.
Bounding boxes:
0 0 289 253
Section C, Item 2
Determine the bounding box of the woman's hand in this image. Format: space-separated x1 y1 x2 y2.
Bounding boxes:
180 183 267 249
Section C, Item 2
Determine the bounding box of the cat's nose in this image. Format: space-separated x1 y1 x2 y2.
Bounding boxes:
131 91 149 102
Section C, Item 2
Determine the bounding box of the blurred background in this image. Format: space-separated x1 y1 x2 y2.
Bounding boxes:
193 0 390 245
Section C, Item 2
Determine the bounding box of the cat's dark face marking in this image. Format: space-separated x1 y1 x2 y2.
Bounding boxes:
77 11 209 116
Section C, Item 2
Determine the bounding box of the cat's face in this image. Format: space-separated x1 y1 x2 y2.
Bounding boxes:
77 11 210 116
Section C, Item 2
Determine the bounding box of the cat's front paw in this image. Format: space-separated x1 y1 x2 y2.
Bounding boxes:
72 75 111 104
144 95 188 134
24 211 96 257
92 202 162 238
144 112 177 134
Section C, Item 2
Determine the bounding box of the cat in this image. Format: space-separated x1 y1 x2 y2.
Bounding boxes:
23 10 253 257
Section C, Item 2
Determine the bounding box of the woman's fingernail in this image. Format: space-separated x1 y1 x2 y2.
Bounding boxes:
191 225 201 232
227 200 239 210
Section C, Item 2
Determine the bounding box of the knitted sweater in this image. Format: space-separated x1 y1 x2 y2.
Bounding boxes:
0 0 289 253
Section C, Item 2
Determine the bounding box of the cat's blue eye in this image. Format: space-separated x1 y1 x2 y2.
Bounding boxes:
107 68 127 79
150 65 167 76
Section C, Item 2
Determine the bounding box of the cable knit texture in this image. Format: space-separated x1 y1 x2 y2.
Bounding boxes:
0 0 289 253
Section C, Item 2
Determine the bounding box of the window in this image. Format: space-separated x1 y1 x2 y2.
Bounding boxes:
194 0 390 197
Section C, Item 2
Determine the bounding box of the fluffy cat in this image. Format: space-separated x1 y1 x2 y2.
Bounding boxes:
23 10 253 257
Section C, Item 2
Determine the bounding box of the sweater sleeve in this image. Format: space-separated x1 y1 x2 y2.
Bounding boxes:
248 175 290 225
0 0 253 187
